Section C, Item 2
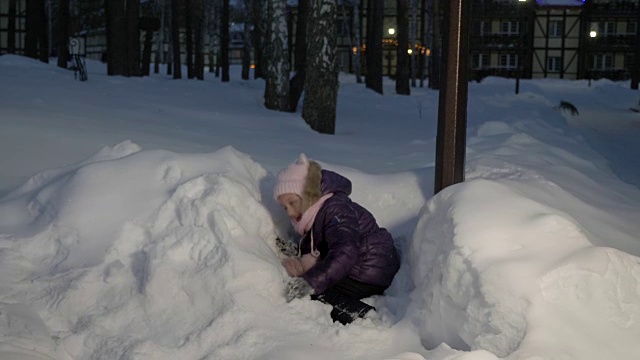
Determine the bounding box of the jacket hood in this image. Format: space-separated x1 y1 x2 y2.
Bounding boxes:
302 162 352 206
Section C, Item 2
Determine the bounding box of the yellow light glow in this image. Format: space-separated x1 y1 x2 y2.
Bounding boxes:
590 30 597 38
250 64 255 69
352 46 357 54
426 48 431 56
388 28 395 35
407 49 413 54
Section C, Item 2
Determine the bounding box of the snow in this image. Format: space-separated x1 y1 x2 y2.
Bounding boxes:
1 54 640 359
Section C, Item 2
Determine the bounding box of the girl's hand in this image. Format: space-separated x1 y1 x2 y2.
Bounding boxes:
282 257 304 277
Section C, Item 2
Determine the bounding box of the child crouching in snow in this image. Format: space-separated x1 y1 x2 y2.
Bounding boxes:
274 154 400 325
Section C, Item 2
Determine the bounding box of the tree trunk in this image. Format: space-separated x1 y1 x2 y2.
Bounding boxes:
57 0 70 68
154 0 165 74
429 0 441 89
349 1 363 83
396 0 410 94
166 0 173 75
7 0 16 54
221 0 230 82
185 0 194 78
38 0 48 63
241 0 252 80
303 0 338 134
365 0 383 94
107 0 128 76
253 0 265 78
25 0 41 59
142 30 153 76
194 0 205 80
127 0 141 76
288 0 308 112
171 0 182 79
419 0 426 87
410 0 417 86
264 0 290 111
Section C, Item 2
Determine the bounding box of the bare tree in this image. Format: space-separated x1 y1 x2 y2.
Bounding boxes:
365 0 383 94
396 0 410 94
221 0 230 82
410 0 417 86
25 0 48 62
57 0 70 68
7 0 16 54
288 0 308 111
429 0 441 89
171 0 182 79
154 0 165 74
252 0 265 78
302 0 338 134
345 0 362 83
107 0 128 75
185 0 194 78
241 0 252 80
127 0 141 76
194 0 205 80
263 0 290 111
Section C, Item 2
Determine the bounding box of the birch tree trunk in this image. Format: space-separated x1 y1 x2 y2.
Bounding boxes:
302 0 338 134
263 0 290 111
288 0 308 112
241 0 252 80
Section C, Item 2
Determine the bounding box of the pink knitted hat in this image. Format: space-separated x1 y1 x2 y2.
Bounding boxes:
274 153 310 200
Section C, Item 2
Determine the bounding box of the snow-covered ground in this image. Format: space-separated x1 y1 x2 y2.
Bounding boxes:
1 55 639 359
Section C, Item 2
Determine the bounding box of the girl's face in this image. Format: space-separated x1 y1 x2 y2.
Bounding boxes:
277 193 304 221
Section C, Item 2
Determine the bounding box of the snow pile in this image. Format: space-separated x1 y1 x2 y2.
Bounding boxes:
0 143 286 359
408 100 640 359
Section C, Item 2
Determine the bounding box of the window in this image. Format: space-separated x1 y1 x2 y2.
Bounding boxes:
598 22 616 36
548 57 562 72
549 21 563 38
501 21 519 35
499 54 518 69
473 54 490 69
593 54 614 70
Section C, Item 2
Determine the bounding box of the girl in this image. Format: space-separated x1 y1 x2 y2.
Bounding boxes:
274 154 400 324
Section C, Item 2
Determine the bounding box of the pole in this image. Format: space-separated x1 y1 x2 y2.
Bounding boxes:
434 0 471 194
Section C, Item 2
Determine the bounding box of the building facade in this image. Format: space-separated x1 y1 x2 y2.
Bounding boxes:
1 0 638 83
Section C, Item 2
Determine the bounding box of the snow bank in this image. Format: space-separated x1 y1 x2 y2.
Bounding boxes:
408 106 640 359
0 143 286 359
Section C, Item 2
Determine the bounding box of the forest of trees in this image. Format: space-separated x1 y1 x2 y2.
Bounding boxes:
5 0 435 135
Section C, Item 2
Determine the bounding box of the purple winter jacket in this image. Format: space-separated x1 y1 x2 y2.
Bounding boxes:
300 170 401 295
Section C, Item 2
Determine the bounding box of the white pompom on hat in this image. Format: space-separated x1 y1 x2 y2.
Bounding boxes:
273 153 310 200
